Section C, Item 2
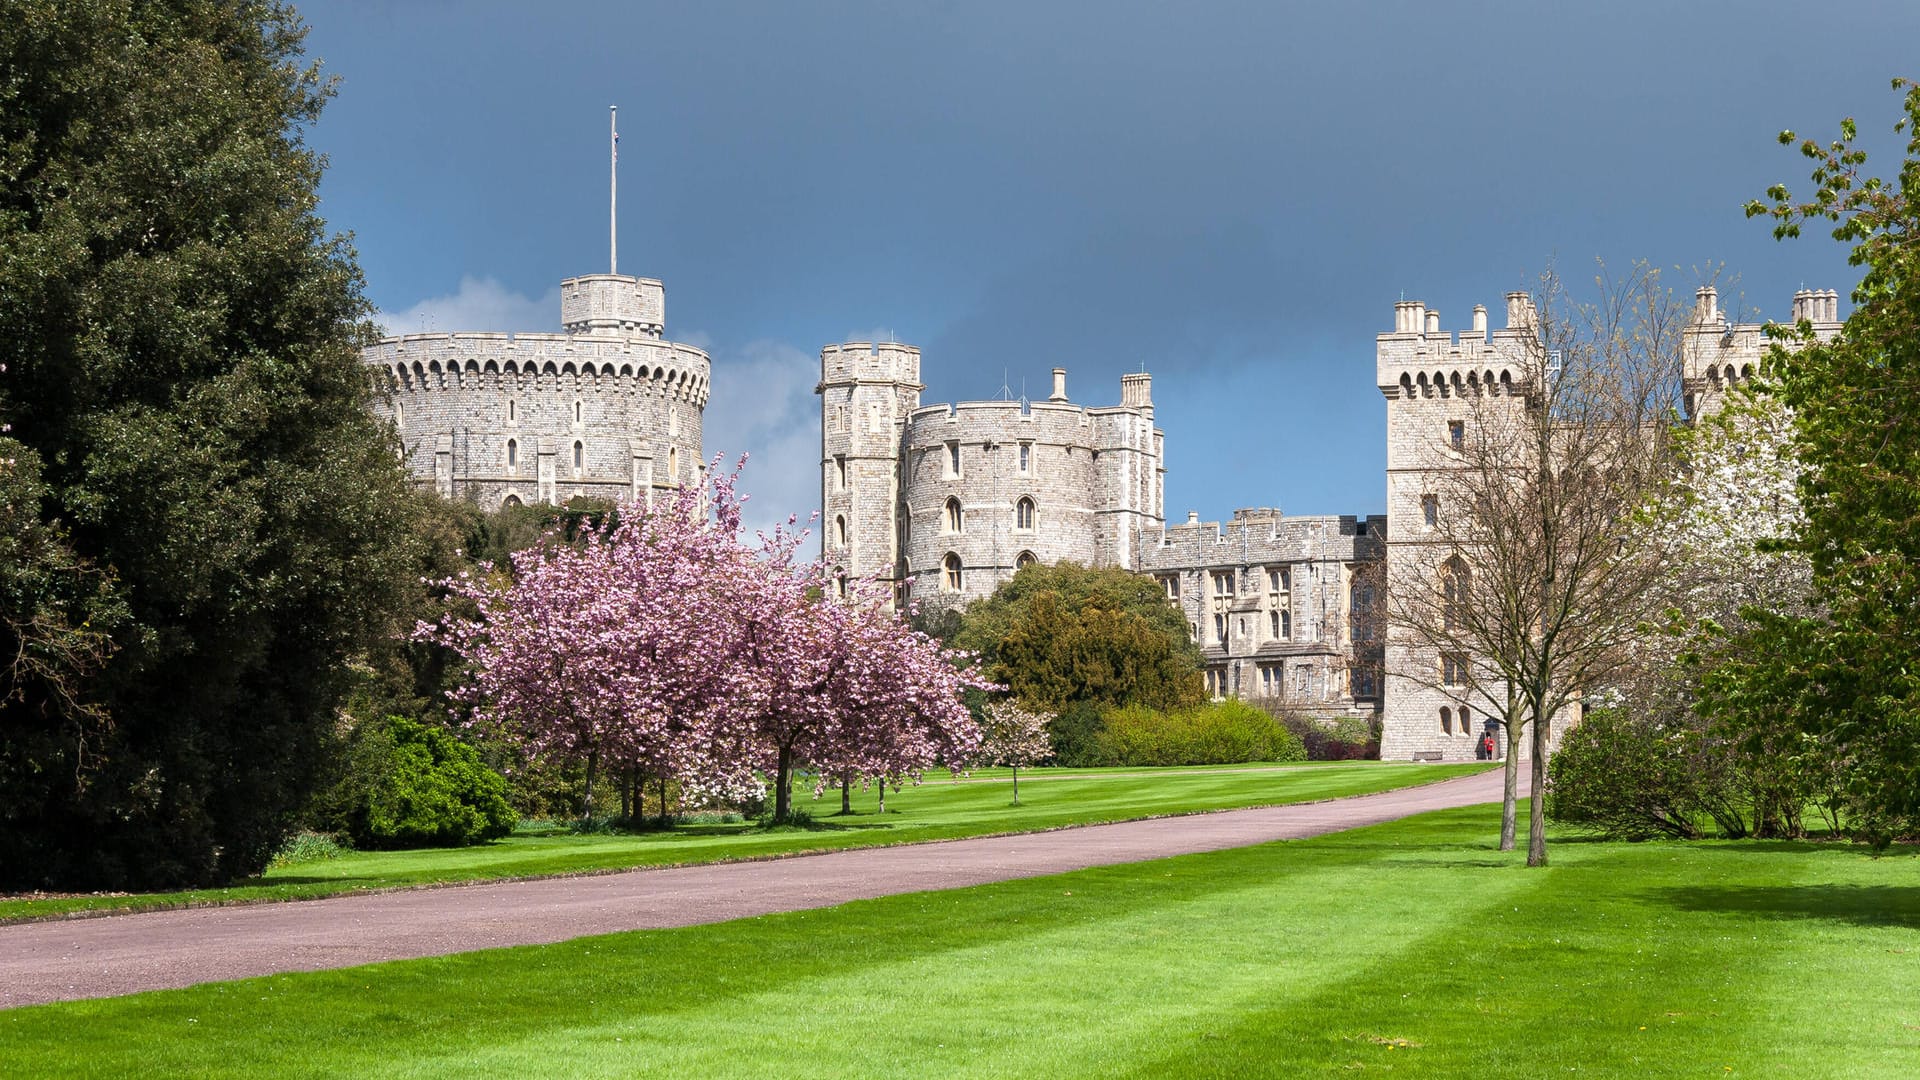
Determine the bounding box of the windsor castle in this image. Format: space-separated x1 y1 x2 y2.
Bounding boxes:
366 255 1835 763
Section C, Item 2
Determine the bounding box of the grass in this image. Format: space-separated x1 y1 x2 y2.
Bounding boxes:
3 803 1914 1077
0 760 1483 922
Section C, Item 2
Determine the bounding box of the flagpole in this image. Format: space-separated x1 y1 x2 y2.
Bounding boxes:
609 105 618 276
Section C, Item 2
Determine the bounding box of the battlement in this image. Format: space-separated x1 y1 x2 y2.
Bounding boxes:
560 274 665 337
1376 295 1539 398
367 332 711 407
819 341 923 387
1141 511 1387 568
1680 284 1844 417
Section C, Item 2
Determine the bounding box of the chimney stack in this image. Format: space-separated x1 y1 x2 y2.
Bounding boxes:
1424 309 1440 336
1050 368 1068 402
1471 304 1488 337
1505 292 1535 329
1695 285 1719 325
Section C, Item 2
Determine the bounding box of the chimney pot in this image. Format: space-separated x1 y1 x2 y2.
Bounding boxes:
1471 304 1488 336
1425 309 1440 335
1049 368 1068 402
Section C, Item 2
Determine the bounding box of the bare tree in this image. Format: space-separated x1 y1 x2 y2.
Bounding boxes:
1388 262 1687 865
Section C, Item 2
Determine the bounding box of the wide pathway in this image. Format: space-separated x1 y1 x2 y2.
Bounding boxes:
0 768 1504 1009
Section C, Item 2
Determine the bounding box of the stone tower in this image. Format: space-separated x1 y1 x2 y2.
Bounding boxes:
818 341 924 591
1376 295 1535 761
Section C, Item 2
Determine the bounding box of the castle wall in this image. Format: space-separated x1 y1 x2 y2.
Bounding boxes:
1139 510 1386 718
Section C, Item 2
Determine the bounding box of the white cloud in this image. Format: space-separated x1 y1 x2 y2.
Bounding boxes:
377 276 561 335
701 338 821 538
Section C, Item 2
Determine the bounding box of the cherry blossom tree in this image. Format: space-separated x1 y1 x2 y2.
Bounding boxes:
976 700 1054 805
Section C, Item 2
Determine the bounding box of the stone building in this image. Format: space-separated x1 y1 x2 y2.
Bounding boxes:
1373 285 1843 762
817 344 1164 606
1138 509 1385 717
364 271 709 508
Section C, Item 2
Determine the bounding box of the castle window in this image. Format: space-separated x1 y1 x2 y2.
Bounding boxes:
1018 442 1032 475
506 439 519 472
945 441 961 477
1448 420 1464 451
395 400 403 427
1351 581 1374 614
1422 494 1439 528
834 515 848 549
944 497 963 534
1352 668 1378 698
1213 571 1234 597
1213 613 1227 644
507 399 516 423
572 440 584 472
943 552 963 593
1015 497 1035 531
834 455 847 491
669 407 678 438
573 399 583 425
1458 706 1472 734
1440 706 1454 735
1016 550 1037 570
834 570 849 600
1442 558 1470 631
503 494 523 509
668 446 678 479
1260 663 1280 697
1267 566 1288 594
1442 652 1468 687
1160 575 1180 601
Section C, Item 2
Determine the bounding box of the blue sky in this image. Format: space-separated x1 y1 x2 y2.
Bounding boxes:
300 1 1918 533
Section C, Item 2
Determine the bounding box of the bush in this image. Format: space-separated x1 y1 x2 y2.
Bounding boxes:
1088 700 1306 767
316 716 516 849
1046 699 1108 766
1547 709 1738 840
1270 709 1382 761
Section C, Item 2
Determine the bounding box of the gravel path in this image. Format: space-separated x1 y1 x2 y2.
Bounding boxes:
0 768 1504 1009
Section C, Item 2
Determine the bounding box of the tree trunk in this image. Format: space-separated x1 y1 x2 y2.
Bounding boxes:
1527 710 1549 867
774 744 793 823
877 781 887 815
618 768 632 821
1011 766 1021 806
582 749 599 824
659 775 671 824
1500 722 1520 851
840 772 852 815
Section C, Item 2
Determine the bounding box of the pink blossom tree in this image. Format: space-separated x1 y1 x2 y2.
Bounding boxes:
976 700 1054 805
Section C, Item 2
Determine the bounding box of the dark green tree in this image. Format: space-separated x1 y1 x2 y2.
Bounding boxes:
953 562 1204 760
0 0 421 887
1712 77 1920 844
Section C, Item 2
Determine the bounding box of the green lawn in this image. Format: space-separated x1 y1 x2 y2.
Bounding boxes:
4 803 1913 1077
0 761 1483 922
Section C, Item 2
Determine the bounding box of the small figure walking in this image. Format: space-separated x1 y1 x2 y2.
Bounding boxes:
1479 732 1497 760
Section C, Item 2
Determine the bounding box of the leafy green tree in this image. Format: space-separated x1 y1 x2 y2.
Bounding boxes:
1714 77 1920 844
314 715 515 850
954 562 1204 729
0 1 421 887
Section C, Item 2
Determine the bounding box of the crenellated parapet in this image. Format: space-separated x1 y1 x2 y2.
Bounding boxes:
1681 284 1842 419
1376 294 1537 403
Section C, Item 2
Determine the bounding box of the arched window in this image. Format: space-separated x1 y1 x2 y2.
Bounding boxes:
1442 558 1470 630
943 552 963 593
1280 609 1292 639
502 494 523 509
1351 581 1373 613
394 400 404 427
1269 610 1280 639
1016 550 1037 570
1458 706 1472 734
1015 496 1035 531
668 446 678 479
834 515 848 549
507 399 516 422
572 440 584 471
944 497 962 534
506 438 518 472
573 399 583 424
1440 707 1453 735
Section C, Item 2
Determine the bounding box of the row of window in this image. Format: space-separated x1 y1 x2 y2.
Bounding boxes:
943 496 1037 534
1201 663 1380 701
938 550 1038 592
498 439 680 478
940 440 1035 479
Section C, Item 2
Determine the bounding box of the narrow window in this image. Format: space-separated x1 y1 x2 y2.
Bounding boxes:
668 446 678 479
1213 613 1227 642
1019 442 1032 474
946 441 961 477
1281 610 1292 639
834 515 848 549
1016 497 1035 531
573 399 583 424
1269 610 1280 639
572 440 584 471
1422 494 1439 528
1459 706 1472 734
834 455 847 491
1448 420 1464 451
1440 707 1454 735
1443 559 1470 631
506 438 518 471
1161 575 1179 600
943 552 963 592
945 497 963 533
507 399 516 422
1214 571 1234 597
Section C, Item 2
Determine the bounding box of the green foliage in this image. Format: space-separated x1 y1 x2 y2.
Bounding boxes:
317 716 515 850
0 2 424 887
1088 700 1306 767
267 829 350 869
1271 709 1382 761
1710 78 1920 844
953 561 1204 716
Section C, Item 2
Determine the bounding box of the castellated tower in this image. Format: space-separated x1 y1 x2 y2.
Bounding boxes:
1376 295 1535 762
1681 284 1842 420
817 342 924 589
818 352 1165 607
362 270 709 509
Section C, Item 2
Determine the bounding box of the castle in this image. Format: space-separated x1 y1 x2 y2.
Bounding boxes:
364 250 1836 764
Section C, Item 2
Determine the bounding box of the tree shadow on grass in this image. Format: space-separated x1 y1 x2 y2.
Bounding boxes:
1644 884 1920 929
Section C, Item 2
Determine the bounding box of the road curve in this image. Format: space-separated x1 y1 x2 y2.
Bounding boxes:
0 768 1504 1009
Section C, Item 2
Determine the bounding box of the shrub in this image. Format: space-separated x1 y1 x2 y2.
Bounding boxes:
1270 708 1382 761
318 716 516 849
1088 700 1306 767
1046 700 1108 767
1547 709 1731 840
